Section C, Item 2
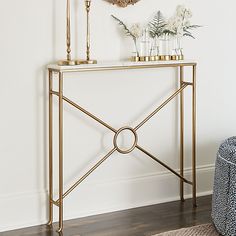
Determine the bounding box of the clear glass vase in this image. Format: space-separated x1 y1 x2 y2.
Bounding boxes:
172 36 184 60
159 35 172 60
131 38 140 61
150 36 159 57
139 28 151 57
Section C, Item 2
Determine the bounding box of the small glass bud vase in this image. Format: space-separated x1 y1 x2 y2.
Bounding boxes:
159 35 172 60
172 36 184 60
131 38 140 62
139 28 151 61
149 36 159 61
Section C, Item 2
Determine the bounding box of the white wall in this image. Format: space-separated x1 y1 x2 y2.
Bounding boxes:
1 0 236 232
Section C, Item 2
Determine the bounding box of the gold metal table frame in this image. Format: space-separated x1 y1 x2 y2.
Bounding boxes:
47 61 197 233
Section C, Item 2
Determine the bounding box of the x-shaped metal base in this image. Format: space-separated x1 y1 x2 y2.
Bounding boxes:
51 82 192 202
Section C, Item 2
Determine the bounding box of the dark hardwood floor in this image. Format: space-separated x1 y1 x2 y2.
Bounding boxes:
1 195 212 236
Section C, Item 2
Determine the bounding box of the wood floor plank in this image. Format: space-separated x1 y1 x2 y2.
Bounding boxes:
1 195 212 236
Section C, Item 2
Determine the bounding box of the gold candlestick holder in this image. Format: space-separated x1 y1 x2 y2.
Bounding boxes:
76 0 97 64
58 0 76 66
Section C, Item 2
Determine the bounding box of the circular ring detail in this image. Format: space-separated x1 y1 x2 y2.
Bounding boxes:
113 127 138 154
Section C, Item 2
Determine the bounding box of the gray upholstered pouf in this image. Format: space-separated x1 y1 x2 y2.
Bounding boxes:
212 137 236 236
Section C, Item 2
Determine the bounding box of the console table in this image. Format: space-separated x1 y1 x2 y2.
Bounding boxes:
47 60 197 233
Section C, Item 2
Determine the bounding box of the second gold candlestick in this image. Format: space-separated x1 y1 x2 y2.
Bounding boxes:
76 0 97 64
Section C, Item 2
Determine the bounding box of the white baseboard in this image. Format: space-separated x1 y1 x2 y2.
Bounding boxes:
0 164 214 232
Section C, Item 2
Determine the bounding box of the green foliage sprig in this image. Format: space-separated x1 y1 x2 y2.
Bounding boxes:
111 15 136 39
111 14 141 56
148 11 166 38
183 25 201 39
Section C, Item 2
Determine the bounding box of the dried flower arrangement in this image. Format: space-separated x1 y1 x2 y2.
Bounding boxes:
111 5 201 61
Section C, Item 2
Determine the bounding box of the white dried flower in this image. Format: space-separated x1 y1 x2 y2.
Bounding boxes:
176 5 185 17
165 17 176 31
164 5 194 37
176 5 192 19
165 16 183 35
185 9 193 19
130 23 143 38
174 17 182 28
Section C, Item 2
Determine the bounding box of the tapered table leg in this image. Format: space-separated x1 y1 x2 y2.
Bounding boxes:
192 65 197 207
179 66 185 202
57 72 64 232
47 70 53 226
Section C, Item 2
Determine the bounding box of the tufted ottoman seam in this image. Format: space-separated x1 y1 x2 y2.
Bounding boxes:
218 153 236 167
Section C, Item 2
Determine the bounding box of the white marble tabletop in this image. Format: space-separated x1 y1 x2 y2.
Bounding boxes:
47 60 196 73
